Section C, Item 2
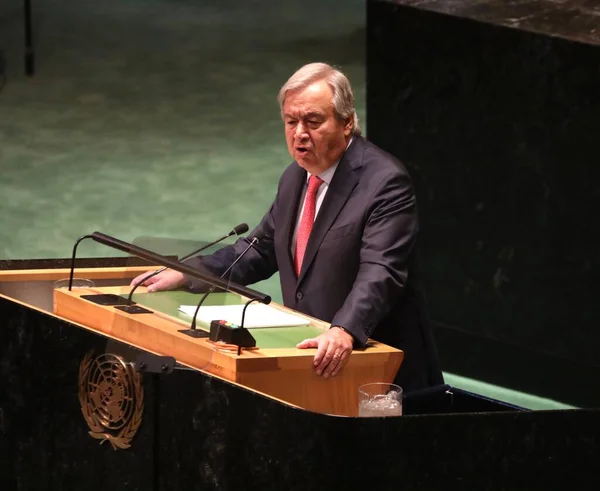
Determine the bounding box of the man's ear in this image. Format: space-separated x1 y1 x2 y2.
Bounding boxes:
344 116 354 136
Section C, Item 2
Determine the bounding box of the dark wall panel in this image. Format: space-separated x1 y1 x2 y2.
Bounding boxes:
367 0 600 405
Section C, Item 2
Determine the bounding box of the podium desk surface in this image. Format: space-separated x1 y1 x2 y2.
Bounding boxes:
129 290 324 349
53 285 403 416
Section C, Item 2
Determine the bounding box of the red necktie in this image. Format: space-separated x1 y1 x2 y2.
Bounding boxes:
295 175 323 276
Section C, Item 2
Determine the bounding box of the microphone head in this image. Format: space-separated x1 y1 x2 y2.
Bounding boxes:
231 223 249 236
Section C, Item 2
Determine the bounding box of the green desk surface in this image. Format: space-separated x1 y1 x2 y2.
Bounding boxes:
127 291 325 349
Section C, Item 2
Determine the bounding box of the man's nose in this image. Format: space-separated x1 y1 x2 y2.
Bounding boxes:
294 122 307 138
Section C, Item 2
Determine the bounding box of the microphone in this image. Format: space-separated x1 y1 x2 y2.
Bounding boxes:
126 223 248 305
180 237 259 338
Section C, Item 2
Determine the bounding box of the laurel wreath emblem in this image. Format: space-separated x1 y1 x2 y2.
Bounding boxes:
78 351 144 450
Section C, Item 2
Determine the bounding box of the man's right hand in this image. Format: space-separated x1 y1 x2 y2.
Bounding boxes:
130 269 186 293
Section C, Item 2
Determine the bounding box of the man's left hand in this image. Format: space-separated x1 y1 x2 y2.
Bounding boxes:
296 326 353 378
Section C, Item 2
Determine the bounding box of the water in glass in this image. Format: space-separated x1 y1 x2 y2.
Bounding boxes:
358 392 403 417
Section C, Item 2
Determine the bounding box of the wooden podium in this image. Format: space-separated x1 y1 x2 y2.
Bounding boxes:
53 281 402 417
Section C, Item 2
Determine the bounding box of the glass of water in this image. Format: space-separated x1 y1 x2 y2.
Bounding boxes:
53 278 95 289
358 382 403 417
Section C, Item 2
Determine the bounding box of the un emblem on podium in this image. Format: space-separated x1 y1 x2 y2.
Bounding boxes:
78 352 144 450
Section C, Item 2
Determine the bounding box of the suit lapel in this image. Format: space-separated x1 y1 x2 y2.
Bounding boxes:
277 164 306 276
297 142 361 283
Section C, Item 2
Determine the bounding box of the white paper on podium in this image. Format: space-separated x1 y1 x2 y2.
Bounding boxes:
178 303 311 328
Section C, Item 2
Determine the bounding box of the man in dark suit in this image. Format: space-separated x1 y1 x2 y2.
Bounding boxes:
132 63 443 392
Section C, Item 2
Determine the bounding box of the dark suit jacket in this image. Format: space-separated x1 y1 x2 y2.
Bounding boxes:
190 137 443 392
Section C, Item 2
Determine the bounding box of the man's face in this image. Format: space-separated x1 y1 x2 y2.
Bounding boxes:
283 80 353 175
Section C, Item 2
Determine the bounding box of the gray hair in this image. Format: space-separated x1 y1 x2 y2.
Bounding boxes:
277 62 362 136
